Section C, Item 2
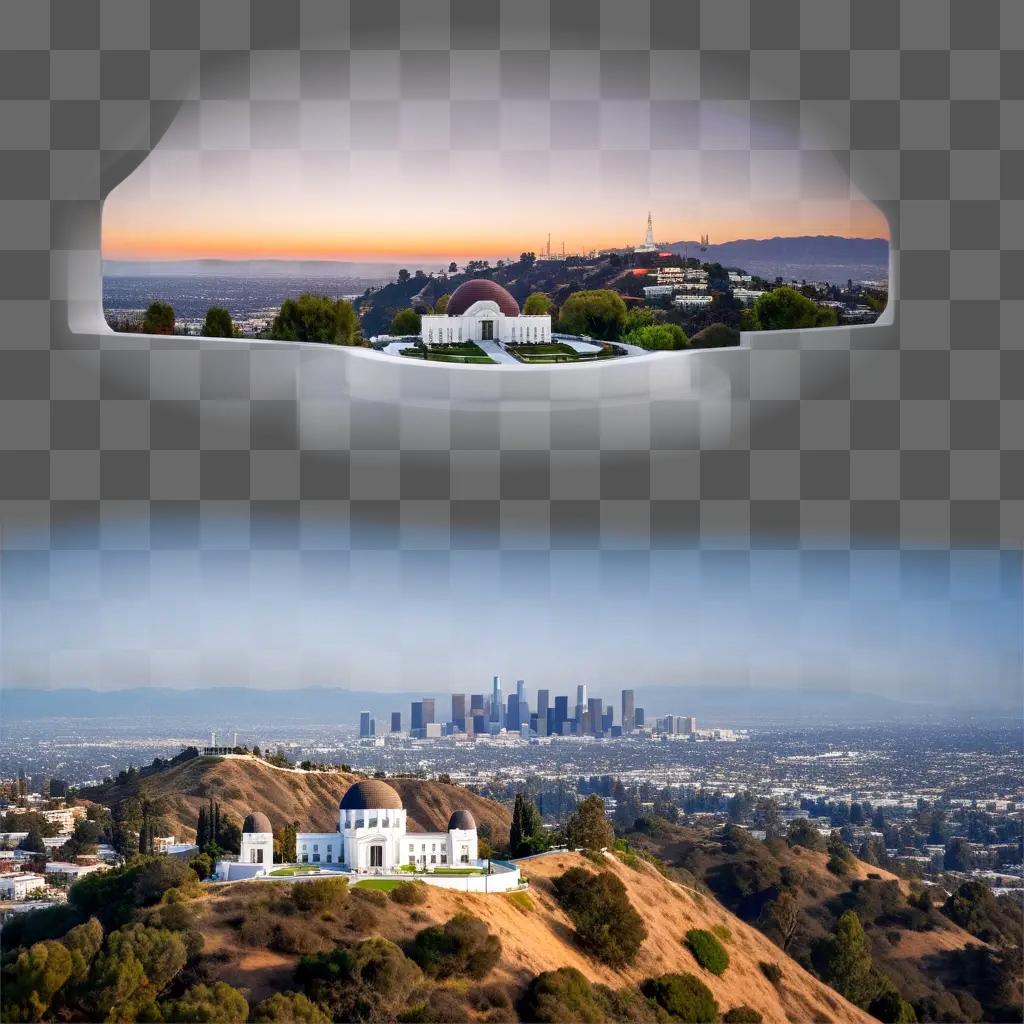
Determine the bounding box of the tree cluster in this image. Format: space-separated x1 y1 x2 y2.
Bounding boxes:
552 867 648 968
268 293 362 346
509 792 548 857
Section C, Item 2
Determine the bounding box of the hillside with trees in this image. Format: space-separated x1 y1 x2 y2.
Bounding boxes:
79 753 512 850
1 849 874 1024
625 818 1022 1022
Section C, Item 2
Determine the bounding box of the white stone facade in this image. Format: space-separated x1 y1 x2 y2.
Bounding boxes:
421 300 551 346
216 781 501 889
296 808 478 873
238 828 273 868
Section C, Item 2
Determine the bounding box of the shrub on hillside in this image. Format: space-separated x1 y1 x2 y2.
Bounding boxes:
389 881 427 906
867 990 917 1023
250 990 331 1023
352 886 388 906
759 961 783 984
408 913 501 980
684 928 730 975
724 1008 763 1023
787 818 827 852
271 916 330 956
518 967 608 1024
291 878 349 914
160 981 249 1023
552 867 648 968
0 939 73 1022
468 982 513 1016
398 987 473 1024
295 938 421 1022
641 973 718 1023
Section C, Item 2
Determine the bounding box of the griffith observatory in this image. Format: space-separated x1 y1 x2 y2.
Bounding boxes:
420 279 551 346
215 779 522 893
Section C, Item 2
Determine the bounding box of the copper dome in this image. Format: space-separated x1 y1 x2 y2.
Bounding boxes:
242 811 272 834
339 779 403 811
447 809 476 830
446 279 520 317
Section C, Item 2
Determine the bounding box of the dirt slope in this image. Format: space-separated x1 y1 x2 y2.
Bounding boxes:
87 755 511 844
630 823 985 1010
194 851 873 1022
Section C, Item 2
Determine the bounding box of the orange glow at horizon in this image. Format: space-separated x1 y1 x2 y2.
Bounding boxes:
103 200 889 264
102 148 889 265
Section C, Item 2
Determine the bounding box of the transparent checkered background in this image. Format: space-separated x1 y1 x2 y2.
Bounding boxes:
0 0 1021 688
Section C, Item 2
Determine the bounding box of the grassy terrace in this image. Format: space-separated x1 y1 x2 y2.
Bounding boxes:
269 865 320 876
352 879 403 891
400 341 494 364
507 342 619 363
396 864 485 876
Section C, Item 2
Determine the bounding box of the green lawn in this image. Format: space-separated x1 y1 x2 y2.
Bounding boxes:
508 342 620 364
269 865 320 876
400 341 494 364
352 879 403 891
430 866 484 876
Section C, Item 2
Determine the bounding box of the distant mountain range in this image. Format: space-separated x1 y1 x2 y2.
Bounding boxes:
0 684 1007 726
102 237 889 288
103 258 405 280
662 235 889 286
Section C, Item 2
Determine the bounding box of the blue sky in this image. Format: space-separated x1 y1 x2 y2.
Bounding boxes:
1 516 1019 710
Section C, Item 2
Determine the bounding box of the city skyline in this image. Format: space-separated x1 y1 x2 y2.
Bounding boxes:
358 681 716 741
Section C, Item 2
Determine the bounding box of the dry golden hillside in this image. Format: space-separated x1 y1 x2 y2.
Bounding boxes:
193 851 873 1023
628 822 988 1015
87 754 511 844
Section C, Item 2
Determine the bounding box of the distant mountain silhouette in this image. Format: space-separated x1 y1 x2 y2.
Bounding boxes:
664 235 889 285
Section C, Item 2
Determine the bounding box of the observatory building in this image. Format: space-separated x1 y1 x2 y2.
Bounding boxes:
220 779 486 883
420 279 551 346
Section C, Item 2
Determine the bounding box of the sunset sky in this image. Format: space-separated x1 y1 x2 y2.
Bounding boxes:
102 100 888 265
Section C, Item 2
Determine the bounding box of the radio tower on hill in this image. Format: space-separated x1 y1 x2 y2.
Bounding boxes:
635 211 658 253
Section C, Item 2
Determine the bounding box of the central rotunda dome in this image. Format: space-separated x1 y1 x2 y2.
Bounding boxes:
339 779 404 811
446 279 520 317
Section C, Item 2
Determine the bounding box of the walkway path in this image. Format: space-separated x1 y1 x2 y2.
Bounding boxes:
477 339 519 364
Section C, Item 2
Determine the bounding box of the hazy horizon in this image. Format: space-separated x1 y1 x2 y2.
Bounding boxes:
1 516 1018 709
101 232 889 276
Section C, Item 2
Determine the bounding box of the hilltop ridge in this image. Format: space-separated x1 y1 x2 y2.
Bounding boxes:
84 753 512 845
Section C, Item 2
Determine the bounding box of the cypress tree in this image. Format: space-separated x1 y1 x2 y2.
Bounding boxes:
510 793 524 856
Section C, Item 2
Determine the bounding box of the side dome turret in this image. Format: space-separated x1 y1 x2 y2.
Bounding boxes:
447 809 476 830
242 811 272 834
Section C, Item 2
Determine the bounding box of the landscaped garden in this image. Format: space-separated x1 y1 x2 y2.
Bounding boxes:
400 341 494 364
269 865 321 876
397 864 485 876
507 342 621 364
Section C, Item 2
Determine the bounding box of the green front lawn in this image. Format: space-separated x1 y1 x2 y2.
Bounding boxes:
269 865 320 876
508 342 620 364
430 866 484 876
400 341 494 364
353 879 403 891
